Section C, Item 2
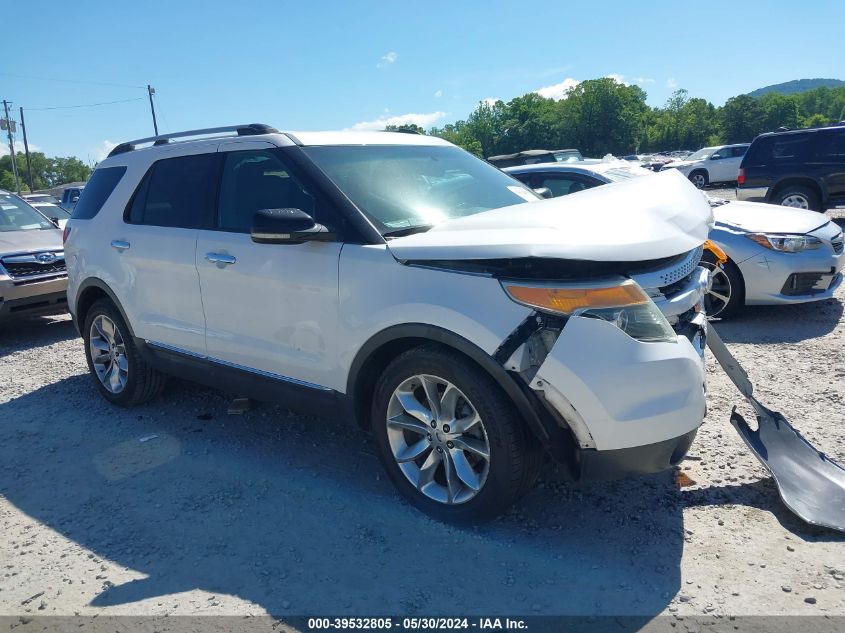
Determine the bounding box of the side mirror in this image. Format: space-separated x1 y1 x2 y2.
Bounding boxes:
710 154 722 160
251 208 335 244
533 187 553 199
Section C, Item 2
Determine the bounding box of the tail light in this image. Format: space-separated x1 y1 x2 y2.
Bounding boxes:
63 226 71 244
737 167 745 186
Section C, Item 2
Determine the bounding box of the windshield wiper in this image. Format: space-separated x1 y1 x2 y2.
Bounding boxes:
382 225 434 238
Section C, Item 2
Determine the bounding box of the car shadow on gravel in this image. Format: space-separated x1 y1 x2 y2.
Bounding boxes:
0 314 77 357
0 374 689 622
713 297 843 344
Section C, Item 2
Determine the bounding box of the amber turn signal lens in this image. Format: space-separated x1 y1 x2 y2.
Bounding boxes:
503 281 649 315
703 239 728 265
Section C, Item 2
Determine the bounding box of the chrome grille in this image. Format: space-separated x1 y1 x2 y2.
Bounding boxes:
631 245 704 291
833 233 844 255
1 252 66 279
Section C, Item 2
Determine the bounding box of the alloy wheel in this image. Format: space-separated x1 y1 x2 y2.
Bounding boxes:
386 374 491 505
702 261 731 317
781 194 809 209
89 315 129 394
690 173 706 189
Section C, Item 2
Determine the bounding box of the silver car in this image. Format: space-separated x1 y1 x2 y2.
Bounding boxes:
704 200 843 316
0 190 68 322
505 163 844 317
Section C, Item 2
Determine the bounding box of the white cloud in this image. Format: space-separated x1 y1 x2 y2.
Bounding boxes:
634 76 655 84
349 111 447 131
667 78 678 89
377 51 398 68
480 97 500 107
434 89 443 98
604 73 629 85
0 140 41 157
92 140 118 163
535 77 580 100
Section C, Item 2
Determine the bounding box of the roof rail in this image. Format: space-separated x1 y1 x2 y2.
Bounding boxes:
108 123 279 157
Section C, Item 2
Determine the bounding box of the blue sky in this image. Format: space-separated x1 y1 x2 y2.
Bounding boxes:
2 0 843 162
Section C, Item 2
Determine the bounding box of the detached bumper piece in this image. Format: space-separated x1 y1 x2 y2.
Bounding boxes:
780 271 843 297
707 325 845 532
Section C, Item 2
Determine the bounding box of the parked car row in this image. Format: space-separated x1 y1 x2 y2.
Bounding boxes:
505 162 844 318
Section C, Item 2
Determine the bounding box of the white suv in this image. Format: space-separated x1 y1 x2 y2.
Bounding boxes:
65 124 710 523
662 144 750 189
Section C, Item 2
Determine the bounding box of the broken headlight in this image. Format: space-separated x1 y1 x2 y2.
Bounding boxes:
502 279 677 343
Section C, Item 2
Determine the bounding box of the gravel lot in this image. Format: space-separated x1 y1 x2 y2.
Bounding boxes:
1 220 844 623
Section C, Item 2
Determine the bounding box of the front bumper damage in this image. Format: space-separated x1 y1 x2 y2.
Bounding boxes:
496 254 711 481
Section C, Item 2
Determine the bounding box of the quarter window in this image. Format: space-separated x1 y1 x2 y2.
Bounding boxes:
816 131 845 159
72 167 126 220
217 150 316 233
128 153 217 228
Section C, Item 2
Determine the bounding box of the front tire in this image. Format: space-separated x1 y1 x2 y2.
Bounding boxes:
83 299 166 406
371 344 541 524
688 170 708 189
701 252 744 318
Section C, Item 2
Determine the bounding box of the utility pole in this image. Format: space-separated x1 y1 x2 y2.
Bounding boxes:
2 100 20 194
19 107 34 193
147 85 159 136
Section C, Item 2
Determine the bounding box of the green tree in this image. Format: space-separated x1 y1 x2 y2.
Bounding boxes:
384 123 425 135
51 156 91 185
720 94 764 143
803 113 830 128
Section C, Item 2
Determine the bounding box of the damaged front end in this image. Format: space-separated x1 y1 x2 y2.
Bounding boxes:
406 250 711 481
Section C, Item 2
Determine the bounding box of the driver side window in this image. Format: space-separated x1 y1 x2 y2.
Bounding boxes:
217 150 316 233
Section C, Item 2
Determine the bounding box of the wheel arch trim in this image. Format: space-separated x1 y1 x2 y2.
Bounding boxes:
74 277 136 338
770 177 826 204
346 323 561 446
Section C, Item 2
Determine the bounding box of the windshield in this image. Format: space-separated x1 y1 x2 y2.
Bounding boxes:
686 148 714 161
302 145 539 234
601 167 646 182
35 203 71 217
26 194 60 204
0 194 55 232
554 150 583 162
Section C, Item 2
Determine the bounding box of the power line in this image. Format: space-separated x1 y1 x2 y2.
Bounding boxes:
0 71 145 90
26 97 145 111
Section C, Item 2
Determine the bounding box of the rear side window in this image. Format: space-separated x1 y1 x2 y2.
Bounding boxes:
127 153 216 228
815 130 845 160
744 135 810 164
71 167 126 220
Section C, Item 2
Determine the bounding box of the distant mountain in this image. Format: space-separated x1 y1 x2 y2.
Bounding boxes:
749 78 845 97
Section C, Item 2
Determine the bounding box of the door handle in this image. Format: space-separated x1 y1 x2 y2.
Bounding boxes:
205 252 237 265
111 240 130 251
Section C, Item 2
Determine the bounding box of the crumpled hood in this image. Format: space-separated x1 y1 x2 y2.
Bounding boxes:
387 169 713 263
663 160 696 169
714 201 829 235
0 228 64 256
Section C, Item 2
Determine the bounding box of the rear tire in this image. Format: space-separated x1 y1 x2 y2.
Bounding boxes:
83 299 166 406
371 344 541 524
701 251 744 319
771 185 821 212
